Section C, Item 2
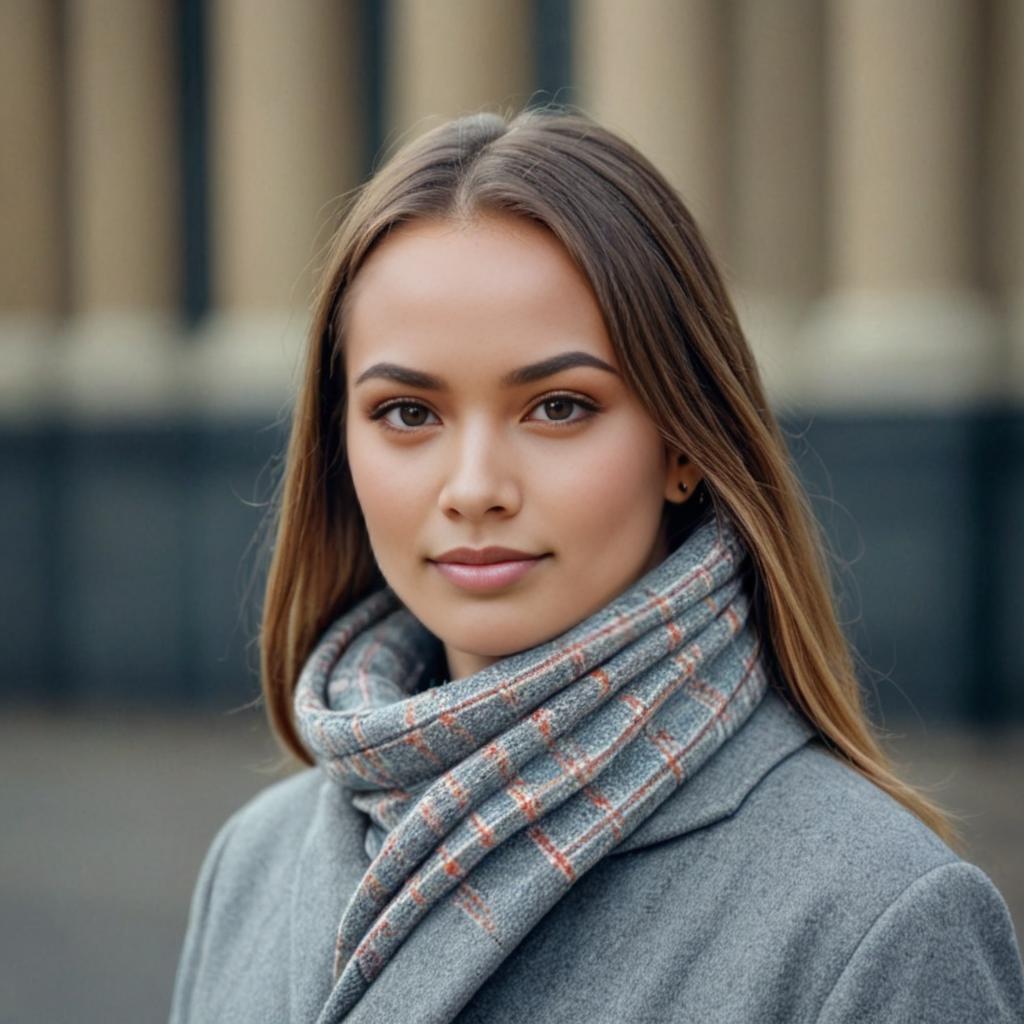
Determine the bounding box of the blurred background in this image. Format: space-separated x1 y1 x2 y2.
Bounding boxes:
1 0 1022 1020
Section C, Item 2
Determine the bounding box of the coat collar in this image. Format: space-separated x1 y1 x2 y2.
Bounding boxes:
612 686 818 855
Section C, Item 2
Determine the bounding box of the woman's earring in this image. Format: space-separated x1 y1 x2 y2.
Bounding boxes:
674 454 707 505
677 454 690 500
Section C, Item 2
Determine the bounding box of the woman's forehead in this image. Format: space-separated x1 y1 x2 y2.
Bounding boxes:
349 213 583 307
344 215 616 375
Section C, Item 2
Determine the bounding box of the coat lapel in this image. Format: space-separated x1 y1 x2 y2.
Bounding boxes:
613 686 817 853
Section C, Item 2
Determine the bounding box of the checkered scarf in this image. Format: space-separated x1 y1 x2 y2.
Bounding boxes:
294 510 769 1021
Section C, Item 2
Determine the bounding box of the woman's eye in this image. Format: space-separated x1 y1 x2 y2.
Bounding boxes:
528 395 598 426
369 393 598 434
372 401 439 432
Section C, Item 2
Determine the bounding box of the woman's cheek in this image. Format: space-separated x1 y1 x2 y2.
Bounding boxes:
562 429 663 518
347 433 411 533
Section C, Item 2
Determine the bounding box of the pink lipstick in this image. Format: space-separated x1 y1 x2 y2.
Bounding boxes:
429 546 549 594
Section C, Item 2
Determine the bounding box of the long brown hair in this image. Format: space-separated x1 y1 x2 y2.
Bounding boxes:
258 105 962 851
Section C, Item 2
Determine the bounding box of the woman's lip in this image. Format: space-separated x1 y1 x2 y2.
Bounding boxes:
430 556 548 593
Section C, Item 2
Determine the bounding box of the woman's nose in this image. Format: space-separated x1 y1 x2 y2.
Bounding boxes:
436 424 521 520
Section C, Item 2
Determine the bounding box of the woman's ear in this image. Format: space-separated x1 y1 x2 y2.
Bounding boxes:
664 450 705 504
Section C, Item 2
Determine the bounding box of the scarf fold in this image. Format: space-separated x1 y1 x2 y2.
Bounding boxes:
294 509 770 1022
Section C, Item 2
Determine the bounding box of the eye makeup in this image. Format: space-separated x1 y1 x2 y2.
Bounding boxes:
368 391 602 434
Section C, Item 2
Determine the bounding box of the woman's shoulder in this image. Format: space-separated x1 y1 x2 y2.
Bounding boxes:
199 767 323 868
180 767 326 924
217 766 324 842
170 767 341 1023
746 736 956 863
631 737 1024 1020
675 734 987 919
763 741 1024 1019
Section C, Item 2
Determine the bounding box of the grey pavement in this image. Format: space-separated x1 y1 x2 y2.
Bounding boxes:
1 706 1021 1024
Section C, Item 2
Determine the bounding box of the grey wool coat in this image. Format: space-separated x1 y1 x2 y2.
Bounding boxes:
169 689 1024 1023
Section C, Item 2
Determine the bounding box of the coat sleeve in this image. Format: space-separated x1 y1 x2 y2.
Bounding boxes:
167 811 241 1024
815 860 1024 1023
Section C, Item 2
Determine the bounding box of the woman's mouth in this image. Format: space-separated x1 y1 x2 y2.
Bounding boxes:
430 556 548 593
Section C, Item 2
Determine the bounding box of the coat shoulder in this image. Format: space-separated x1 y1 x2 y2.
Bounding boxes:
659 738 1024 1021
169 767 329 1023
195 767 325 885
814 857 1024 1022
735 737 958 880
219 767 324 853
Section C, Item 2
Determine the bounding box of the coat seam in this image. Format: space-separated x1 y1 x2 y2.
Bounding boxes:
812 857 962 1023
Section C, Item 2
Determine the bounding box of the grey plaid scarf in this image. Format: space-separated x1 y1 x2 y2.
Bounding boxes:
294 510 769 1022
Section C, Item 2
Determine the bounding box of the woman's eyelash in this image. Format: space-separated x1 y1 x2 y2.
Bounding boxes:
368 392 601 433
368 401 438 432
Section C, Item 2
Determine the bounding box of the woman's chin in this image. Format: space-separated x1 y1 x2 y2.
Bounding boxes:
445 628 549 661
430 616 570 670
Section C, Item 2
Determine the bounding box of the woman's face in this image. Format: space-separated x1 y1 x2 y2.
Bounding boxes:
344 212 693 680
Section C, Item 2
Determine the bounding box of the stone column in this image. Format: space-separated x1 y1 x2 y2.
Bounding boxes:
988 0 1024 722
990 0 1024 394
0 0 63 419
731 0 824 409
196 0 365 416
0 0 64 700
387 0 533 141
61 0 184 420
574 0 731 266
803 0 997 408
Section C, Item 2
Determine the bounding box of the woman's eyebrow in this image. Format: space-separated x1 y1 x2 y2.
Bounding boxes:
352 351 619 390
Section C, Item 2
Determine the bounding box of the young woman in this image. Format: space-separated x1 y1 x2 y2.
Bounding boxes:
170 107 1024 1023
